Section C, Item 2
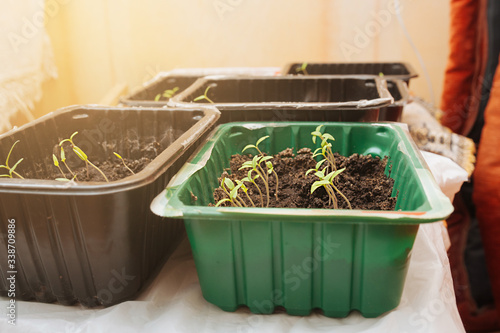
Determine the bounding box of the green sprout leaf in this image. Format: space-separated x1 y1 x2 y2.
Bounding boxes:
113 152 123 159
314 170 325 179
242 144 257 153
305 168 316 176
224 177 235 190
315 159 326 170
52 154 59 167
60 147 66 162
256 135 269 147
55 178 71 182
73 146 88 161
154 94 161 102
322 133 335 142
5 140 20 167
9 158 23 175
266 161 273 174
311 179 330 194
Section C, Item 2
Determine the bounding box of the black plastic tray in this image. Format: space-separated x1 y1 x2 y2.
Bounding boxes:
171 75 393 123
282 62 418 85
380 79 410 122
0 105 219 307
121 67 280 107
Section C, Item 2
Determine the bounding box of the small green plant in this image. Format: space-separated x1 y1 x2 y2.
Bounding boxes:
154 86 179 101
52 154 67 179
193 86 214 104
59 132 109 182
307 126 352 209
306 165 351 209
238 135 279 207
59 146 77 179
0 140 24 179
113 152 135 175
241 170 263 207
296 62 308 75
311 125 337 173
216 177 245 207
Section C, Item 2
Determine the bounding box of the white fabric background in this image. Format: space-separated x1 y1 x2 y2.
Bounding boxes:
0 152 467 332
0 0 56 133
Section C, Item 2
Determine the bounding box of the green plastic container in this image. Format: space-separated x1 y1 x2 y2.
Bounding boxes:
151 122 453 318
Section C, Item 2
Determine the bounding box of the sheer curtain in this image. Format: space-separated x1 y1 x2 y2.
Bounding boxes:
0 0 57 133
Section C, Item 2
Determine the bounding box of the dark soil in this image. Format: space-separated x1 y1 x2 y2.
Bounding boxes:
24 139 162 182
213 148 397 210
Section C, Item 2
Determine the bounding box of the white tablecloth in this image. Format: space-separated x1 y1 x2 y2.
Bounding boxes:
0 152 467 332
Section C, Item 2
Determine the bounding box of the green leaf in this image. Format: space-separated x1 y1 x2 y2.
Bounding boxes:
322 133 335 142
73 146 88 161
266 161 273 173
215 198 232 207
224 177 235 190
9 158 23 174
260 156 273 162
238 161 253 170
252 156 259 169
305 168 316 176
113 152 123 159
311 179 330 194
52 154 59 167
55 178 70 182
315 159 326 170
255 135 269 147
60 147 66 162
314 170 325 179
241 177 250 182
242 144 257 153
154 94 161 102
315 124 324 133
236 180 248 192
6 140 20 167
193 95 205 102
230 186 240 199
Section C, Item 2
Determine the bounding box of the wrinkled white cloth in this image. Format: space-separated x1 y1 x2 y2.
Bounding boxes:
0 152 466 332
0 0 57 133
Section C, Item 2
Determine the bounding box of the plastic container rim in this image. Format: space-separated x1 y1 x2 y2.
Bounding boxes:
0 104 220 195
170 75 394 110
281 61 419 80
151 121 453 224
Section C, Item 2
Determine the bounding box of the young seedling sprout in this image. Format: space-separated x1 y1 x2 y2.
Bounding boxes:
193 86 214 104
311 125 337 173
154 87 179 101
296 62 308 75
241 170 263 207
0 140 24 179
53 154 67 179
216 177 247 207
306 165 352 209
59 146 77 179
238 135 279 207
59 132 109 182
307 126 352 209
113 152 135 175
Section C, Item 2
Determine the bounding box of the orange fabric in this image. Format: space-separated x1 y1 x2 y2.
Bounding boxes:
474 55 500 321
440 0 487 135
